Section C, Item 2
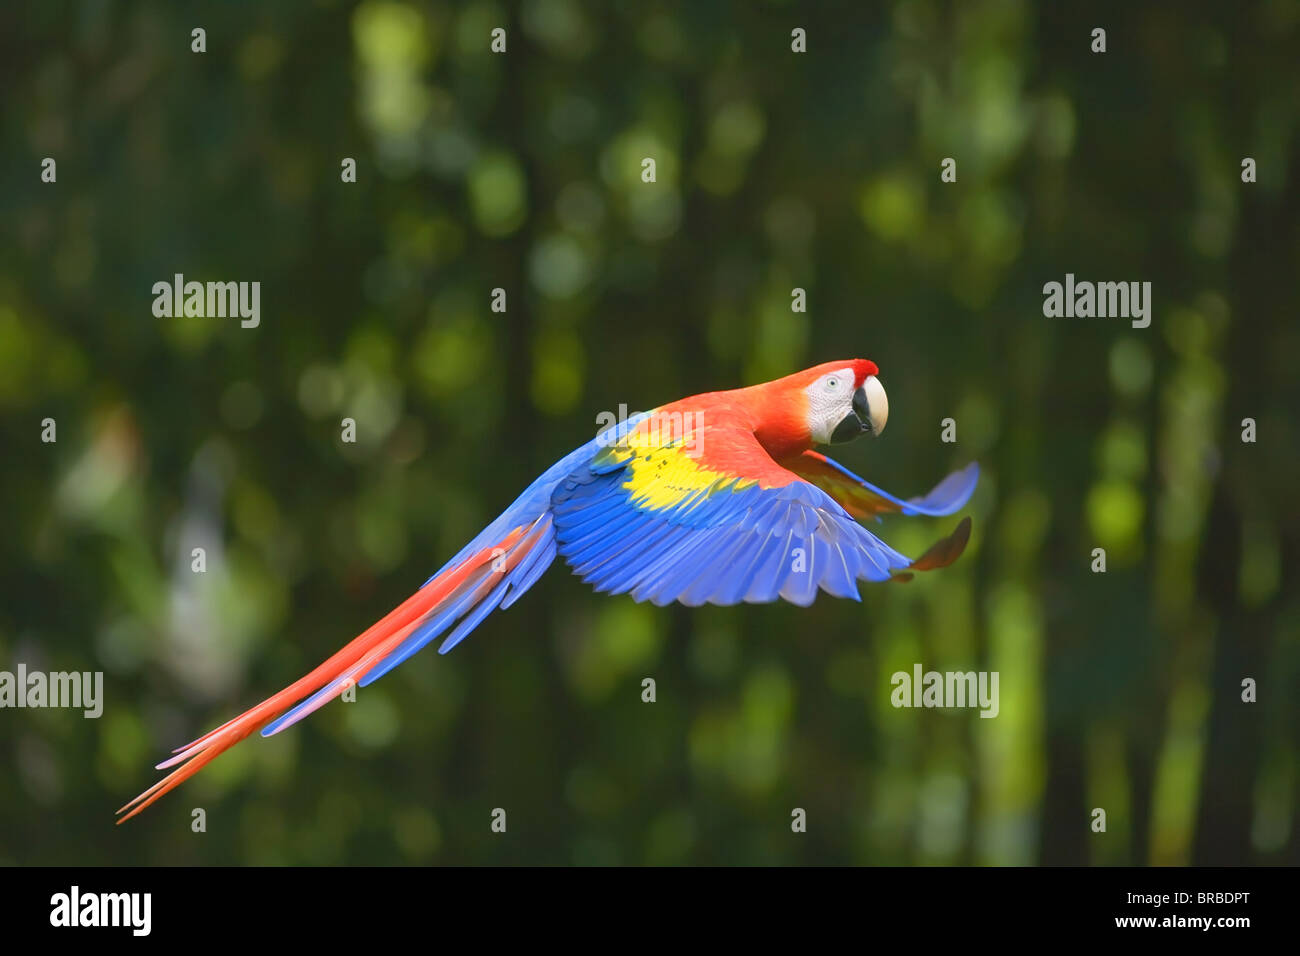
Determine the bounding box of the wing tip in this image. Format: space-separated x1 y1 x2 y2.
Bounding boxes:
908 515 972 572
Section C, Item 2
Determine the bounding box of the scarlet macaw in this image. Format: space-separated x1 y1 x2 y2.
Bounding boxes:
119 359 977 821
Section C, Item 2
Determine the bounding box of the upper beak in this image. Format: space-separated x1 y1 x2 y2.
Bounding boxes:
859 374 888 436
830 374 888 443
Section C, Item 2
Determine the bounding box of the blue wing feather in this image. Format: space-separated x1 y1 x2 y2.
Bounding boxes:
551 434 925 607
811 456 979 517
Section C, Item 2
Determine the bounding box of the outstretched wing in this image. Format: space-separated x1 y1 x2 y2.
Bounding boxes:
784 450 978 520
551 421 970 606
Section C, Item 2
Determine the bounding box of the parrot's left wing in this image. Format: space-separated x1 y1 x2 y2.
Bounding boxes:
784 451 978 521
551 420 969 606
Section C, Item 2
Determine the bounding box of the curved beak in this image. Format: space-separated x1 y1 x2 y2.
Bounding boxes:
860 374 888 436
830 374 889 443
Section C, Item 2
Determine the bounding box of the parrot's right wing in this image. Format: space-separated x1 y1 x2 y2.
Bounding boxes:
784 451 978 521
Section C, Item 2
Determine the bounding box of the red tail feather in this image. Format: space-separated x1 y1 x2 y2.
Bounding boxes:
116 526 530 823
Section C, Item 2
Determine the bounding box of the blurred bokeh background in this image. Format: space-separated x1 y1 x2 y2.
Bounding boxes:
1 0 1297 865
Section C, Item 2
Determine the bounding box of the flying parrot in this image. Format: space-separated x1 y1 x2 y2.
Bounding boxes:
118 359 978 822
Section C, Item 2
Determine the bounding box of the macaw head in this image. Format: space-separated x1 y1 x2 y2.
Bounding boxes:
790 359 888 446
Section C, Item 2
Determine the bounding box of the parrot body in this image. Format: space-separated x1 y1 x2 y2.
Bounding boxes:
119 359 977 822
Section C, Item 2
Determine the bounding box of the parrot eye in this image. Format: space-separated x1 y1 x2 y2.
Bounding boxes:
826 377 839 390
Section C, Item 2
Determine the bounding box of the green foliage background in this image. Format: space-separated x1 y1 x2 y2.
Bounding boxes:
1 0 1297 865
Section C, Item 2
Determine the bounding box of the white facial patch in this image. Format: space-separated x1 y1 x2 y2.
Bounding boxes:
803 367 858 444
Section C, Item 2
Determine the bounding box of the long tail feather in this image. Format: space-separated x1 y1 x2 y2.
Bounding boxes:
118 522 543 823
